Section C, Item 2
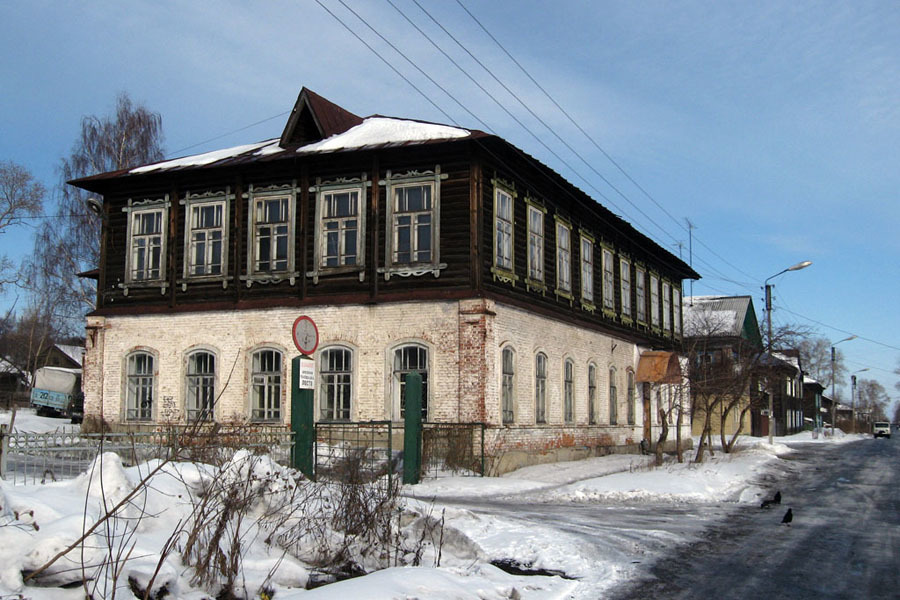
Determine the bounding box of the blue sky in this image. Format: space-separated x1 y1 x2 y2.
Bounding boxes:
2 0 898 407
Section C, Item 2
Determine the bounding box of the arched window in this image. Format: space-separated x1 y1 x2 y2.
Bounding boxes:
501 347 515 424
393 344 428 421
535 353 547 424
251 348 282 421
609 367 618 425
186 350 216 422
588 363 597 425
563 359 574 423
627 370 636 425
320 346 353 421
126 351 155 421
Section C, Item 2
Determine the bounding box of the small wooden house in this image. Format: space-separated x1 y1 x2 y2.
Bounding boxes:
72 88 698 471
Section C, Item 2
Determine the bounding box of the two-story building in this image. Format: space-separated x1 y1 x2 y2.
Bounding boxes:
72 88 699 470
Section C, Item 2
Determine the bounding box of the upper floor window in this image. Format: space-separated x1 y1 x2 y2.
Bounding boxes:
253 195 290 273
602 248 615 311
125 198 168 284
126 351 155 421
251 348 282 421
563 359 574 423
535 352 547 424
393 344 429 421
556 220 571 294
320 346 353 421
650 274 661 328
493 187 514 273
527 204 545 283
183 190 231 280
186 350 216 422
381 168 447 279
501 346 515 424
581 235 594 305
673 287 682 336
322 189 360 267
620 258 632 318
635 268 647 323
663 281 672 332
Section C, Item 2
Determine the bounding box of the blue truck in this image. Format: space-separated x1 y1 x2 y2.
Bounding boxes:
30 366 83 423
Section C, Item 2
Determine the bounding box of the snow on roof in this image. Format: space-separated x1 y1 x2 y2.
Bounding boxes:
683 296 753 338
129 117 472 175
0 356 24 375
296 116 470 154
55 344 85 365
130 139 280 174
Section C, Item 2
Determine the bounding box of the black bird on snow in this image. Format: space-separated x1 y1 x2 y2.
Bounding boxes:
781 508 793 526
760 490 782 508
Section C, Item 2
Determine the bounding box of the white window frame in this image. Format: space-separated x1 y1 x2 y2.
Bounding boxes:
526 202 545 286
493 185 515 275
250 348 283 422
391 343 430 422
609 367 618 425
673 286 682 336
501 346 515 424
309 176 368 284
123 196 169 291
620 258 632 319
563 358 575 423
535 352 548 424
663 281 672 333
380 168 447 280
555 218 572 295
125 350 156 422
185 349 216 422
182 190 230 285
580 233 595 306
245 182 298 284
602 247 615 311
635 267 647 324
627 370 636 425
588 362 597 425
319 346 354 421
650 273 661 328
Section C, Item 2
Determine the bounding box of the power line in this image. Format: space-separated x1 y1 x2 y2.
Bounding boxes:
456 0 760 283
166 111 291 158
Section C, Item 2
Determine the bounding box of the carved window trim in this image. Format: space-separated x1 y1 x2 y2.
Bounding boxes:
579 231 595 312
379 167 448 280
491 178 517 284
242 182 299 287
180 189 232 290
308 176 369 284
554 216 572 299
525 199 547 292
121 195 170 296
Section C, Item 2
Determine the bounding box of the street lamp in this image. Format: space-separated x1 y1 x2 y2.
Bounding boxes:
851 368 869 434
830 335 857 435
764 261 812 444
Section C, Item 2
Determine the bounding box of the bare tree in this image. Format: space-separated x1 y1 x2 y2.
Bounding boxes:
795 335 847 391
0 161 44 291
28 93 164 330
855 379 889 423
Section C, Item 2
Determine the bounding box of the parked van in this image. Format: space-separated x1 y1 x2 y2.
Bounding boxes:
873 422 891 438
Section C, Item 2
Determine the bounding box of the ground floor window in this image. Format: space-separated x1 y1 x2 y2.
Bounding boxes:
393 344 428 421
186 351 215 421
126 351 154 421
251 349 282 421
320 346 352 421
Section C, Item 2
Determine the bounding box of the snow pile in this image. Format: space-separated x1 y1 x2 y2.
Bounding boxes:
130 139 280 174
0 408 78 434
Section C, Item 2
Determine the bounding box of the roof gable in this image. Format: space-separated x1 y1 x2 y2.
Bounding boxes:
279 88 364 147
683 295 763 348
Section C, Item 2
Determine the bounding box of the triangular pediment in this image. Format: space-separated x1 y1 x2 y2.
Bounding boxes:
279 88 364 147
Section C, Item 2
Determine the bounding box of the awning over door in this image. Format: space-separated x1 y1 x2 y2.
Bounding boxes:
636 351 682 384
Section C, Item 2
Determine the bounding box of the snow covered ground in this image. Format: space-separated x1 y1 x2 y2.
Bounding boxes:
0 410 868 599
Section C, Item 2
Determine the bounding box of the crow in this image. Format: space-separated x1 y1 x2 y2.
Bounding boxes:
781 508 793 525
760 490 782 509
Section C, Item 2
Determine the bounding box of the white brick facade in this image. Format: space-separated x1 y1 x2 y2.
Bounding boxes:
84 298 690 470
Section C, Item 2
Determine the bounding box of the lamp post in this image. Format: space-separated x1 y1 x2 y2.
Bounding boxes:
851 368 869 434
830 335 857 435
764 261 812 444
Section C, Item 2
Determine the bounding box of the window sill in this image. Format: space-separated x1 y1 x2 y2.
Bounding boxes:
525 278 546 294
240 272 300 287
491 266 519 285
119 281 167 296
307 266 366 284
178 275 233 291
379 263 447 281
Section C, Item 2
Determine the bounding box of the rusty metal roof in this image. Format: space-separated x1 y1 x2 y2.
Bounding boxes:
636 351 682 383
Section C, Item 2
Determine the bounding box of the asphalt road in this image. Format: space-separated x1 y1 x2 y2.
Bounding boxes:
610 435 900 600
